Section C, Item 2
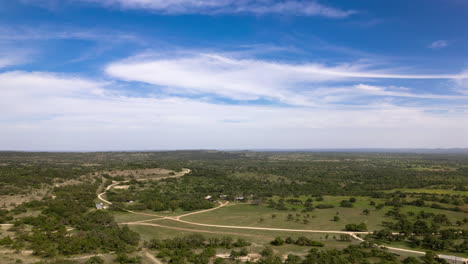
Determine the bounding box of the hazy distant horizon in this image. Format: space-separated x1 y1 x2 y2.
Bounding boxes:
2 148 468 154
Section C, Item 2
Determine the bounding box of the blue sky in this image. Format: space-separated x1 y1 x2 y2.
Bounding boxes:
1 0 468 150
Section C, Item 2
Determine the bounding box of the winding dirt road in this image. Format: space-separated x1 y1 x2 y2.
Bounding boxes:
97 168 432 257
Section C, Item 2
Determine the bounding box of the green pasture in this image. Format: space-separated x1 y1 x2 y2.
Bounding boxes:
181 203 387 231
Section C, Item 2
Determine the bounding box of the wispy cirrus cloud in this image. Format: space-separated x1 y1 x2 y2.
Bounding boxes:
0 25 143 43
0 47 35 68
0 56 22 68
0 25 147 66
429 40 449 49
105 52 468 106
29 0 356 18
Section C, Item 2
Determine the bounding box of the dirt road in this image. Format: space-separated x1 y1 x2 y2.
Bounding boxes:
98 168 431 257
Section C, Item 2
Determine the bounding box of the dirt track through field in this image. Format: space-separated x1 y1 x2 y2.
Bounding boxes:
97 168 432 257
125 222 265 238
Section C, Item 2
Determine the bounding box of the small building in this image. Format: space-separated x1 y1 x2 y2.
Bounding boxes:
235 196 245 201
438 255 468 264
204 195 212 200
95 203 108 210
219 195 228 199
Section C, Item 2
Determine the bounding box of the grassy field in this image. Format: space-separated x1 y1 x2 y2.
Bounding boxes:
378 240 468 258
397 205 467 222
181 200 466 232
127 219 359 255
126 220 427 260
108 191 468 262
111 211 163 223
181 203 386 231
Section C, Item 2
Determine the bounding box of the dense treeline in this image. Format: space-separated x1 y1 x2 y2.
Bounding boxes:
0 166 92 194
369 207 468 253
252 243 447 264
106 178 215 212
146 234 250 264
1 151 467 196
97 152 467 215
3 183 140 257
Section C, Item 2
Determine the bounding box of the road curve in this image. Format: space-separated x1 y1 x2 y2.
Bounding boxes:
97 168 191 205
97 168 430 257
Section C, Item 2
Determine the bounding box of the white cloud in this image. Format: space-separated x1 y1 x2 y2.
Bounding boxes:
71 0 356 18
0 57 20 68
0 71 106 96
353 84 468 100
453 72 468 95
0 47 34 68
429 40 449 49
105 52 468 106
1 71 468 150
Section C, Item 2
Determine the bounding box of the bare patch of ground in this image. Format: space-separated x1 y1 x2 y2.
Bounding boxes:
216 253 261 261
52 178 86 188
0 248 38 264
459 205 468 213
82 163 101 167
0 176 94 210
0 188 48 209
113 185 131 190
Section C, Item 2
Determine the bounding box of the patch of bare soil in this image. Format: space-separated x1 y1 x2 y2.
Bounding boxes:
82 163 101 167
0 177 93 209
459 205 468 213
0 248 38 264
216 253 261 261
113 185 130 190
0 188 48 209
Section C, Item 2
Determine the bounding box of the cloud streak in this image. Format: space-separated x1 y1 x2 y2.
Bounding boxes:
70 0 356 18
429 40 449 49
105 52 468 106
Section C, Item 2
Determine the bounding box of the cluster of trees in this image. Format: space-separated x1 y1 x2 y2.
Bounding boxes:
147 234 251 250
267 197 333 212
382 208 458 235
270 236 324 247
106 177 215 212
146 234 250 264
370 207 468 253
245 243 447 264
381 196 464 212
340 198 357 208
5 183 140 257
0 208 12 224
412 234 468 252
344 223 368 232
0 165 93 195
409 193 467 206
372 228 468 253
